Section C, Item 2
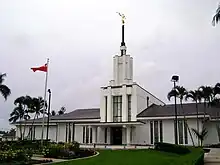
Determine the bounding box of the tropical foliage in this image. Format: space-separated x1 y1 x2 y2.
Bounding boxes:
9 95 47 140
191 127 208 147
0 73 11 100
212 3 220 26
168 82 220 145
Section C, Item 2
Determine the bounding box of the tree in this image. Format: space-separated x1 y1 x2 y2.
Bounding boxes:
168 86 194 146
27 97 47 139
185 90 202 146
51 110 56 116
191 127 208 147
0 73 11 100
10 96 31 139
212 3 220 26
9 104 25 139
58 106 66 115
199 86 213 121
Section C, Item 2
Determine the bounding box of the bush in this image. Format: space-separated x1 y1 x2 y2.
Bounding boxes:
42 142 80 159
0 149 33 163
154 142 190 155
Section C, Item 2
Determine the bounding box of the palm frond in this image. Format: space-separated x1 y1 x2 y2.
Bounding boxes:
0 73 6 84
0 84 11 100
167 89 178 101
212 4 220 26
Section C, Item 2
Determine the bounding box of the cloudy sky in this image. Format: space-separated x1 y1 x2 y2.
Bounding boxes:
0 0 220 130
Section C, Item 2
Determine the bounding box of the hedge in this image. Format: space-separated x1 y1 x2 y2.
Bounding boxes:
154 143 204 165
154 142 190 154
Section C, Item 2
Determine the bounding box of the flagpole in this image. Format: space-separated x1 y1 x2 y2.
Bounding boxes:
41 58 49 145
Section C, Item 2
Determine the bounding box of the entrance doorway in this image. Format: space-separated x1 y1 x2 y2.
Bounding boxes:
111 127 122 145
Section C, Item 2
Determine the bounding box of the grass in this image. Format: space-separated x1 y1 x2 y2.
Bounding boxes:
52 149 182 165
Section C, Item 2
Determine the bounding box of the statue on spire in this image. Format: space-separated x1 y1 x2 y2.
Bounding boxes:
117 12 126 24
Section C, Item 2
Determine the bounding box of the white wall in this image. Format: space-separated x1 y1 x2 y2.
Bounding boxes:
204 121 220 146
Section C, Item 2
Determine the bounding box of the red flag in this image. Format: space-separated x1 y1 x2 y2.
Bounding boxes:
31 64 47 72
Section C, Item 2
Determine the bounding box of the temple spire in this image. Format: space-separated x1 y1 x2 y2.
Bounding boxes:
117 12 127 56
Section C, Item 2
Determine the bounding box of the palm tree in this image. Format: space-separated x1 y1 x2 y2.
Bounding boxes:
191 127 208 147
58 106 66 115
51 110 56 116
0 73 11 100
13 96 31 139
212 3 220 26
27 97 47 139
199 86 213 121
9 103 25 139
185 90 202 146
168 86 195 146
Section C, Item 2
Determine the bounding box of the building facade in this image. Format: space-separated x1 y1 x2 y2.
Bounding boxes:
14 21 220 147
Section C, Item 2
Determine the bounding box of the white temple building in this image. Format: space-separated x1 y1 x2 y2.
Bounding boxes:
14 19 220 147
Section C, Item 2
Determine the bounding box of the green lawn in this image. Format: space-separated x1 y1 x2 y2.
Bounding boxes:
52 149 180 165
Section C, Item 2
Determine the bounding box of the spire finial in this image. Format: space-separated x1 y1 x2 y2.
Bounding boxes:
117 12 127 56
117 12 126 25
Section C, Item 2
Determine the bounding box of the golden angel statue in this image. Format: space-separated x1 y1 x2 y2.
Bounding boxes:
117 12 126 24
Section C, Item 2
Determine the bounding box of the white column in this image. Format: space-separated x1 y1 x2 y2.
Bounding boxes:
88 126 91 144
100 89 105 122
122 54 127 84
107 87 112 122
113 56 119 85
131 85 137 121
122 85 127 122
130 57 133 81
127 55 130 80
126 126 131 145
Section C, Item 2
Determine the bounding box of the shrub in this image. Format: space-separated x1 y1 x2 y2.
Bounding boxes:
154 142 190 155
0 149 33 163
42 142 80 159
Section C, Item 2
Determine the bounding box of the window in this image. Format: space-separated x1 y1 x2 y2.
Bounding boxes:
104 128 108 143
128 95 132 121
159 121 163 142
90 128 93 143
82 126 85 143
113 96 122 122
86 127 89 143
105 96 107 122
65 123 68 142
150 121 153 144
150 120 163 144
184 121 188 144
147 96 149 107
130 127 132 142
178 120 184 144
68 123 71 142
72 123 75 142
154 121 159 143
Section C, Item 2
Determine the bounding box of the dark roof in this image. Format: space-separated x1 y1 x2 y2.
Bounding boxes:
15 108 100 124
137 103 220 118
51 108 100 120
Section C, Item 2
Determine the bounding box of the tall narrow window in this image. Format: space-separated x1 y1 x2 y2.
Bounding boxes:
72 123 75 142
130 127 132 142
147 96 149 107
184 121 188 144
178 120 184 144
82 126 85 143
68 123 71 142
90 128 93 143
104 128 108 143
128 95 132 121
159 120 163 142
65 123 68 142
150 121 153 144
105 96 107 122
154 121 159 143
86 127 89 143
113 96 122 122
